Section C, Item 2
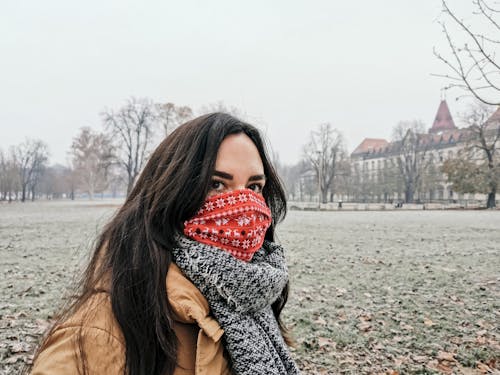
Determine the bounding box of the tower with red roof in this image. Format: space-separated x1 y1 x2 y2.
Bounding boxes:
428 100 457 134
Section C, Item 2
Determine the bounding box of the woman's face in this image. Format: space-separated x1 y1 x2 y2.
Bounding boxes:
208 133 266 197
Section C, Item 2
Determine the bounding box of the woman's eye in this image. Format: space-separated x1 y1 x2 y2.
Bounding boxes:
247 183 263 193
210 180 225 191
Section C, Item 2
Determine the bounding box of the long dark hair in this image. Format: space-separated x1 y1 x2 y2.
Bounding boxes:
30 113 289 375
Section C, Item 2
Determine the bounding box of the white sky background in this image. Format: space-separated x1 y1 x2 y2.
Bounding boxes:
0 0 482 165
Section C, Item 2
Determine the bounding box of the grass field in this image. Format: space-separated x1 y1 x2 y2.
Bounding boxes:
1 200 499 374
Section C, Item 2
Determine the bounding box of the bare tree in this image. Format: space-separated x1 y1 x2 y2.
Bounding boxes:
392 121 430 203
106 165 128 198
29 158 46 201
0 149 8 200
102 97 157 195
62 157 79 200
157 102 193 136
303 124 346 204
4 147 21 201
434 0 500 105
443 102 500 207
332 157 352 201
13 139 50 202
38 164 72 199
349 163 364 202
420 156 443 202
0 149 16 201
331 153 351 202
70 127 114 200
467 103 500 208
273 158 302 201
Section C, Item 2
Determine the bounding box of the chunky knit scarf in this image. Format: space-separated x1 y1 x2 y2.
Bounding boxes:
172 236 301 375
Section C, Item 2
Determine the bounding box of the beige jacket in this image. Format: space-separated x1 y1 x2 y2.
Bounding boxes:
31 264 231 375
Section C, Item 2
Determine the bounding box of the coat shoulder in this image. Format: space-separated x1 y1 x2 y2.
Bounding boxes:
30 293 126 375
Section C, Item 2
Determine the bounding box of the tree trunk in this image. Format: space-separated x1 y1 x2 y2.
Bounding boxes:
405 187 414 203
486 189 496 209
321 190 328 204
21 184 27 202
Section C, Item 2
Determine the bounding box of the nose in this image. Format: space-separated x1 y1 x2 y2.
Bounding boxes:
233 184 248 192
226 178 250 193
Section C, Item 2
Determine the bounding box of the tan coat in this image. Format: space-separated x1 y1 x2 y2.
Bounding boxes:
30 264 231 375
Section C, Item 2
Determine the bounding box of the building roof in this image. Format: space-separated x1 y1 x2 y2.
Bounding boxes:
486 106 500 125
429 100 457 134
351 138 389 156
421 128 467 146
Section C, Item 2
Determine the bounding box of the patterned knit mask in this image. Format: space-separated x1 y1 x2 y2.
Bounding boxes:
183 189 272 262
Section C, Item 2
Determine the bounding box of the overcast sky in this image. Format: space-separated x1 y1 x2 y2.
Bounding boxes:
0 1 481 165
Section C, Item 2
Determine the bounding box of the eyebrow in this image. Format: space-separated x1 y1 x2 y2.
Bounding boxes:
213 170 266 181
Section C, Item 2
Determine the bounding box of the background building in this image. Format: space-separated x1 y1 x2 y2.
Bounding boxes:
350 100 499 204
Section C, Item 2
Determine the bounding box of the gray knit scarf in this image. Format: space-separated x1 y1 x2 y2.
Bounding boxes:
172 236 301 375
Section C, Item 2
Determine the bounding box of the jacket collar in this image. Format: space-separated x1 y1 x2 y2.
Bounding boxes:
166 263 224 342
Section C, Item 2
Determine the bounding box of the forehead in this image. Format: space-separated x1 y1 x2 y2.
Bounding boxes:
215 133 264 174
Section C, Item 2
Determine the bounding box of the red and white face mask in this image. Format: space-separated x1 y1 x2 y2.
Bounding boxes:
183 189 272 262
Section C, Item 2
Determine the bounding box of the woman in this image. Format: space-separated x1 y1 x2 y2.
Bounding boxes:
29 113 300 375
